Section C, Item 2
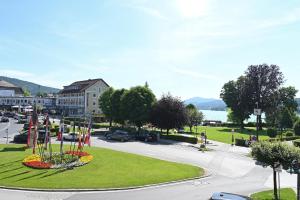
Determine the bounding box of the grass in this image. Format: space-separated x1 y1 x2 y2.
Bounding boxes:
0 144 203 189
251 188 296 200
184 126 270 144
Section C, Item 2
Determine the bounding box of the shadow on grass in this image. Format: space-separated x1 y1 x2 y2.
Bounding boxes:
217 128 268 136
0 159 23 168
0 166 24 174
17 171 48 181
0 171 31 180
40 169 68 179
0 146 27 152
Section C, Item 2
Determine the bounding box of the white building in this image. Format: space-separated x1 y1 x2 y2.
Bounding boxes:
57 79 109 116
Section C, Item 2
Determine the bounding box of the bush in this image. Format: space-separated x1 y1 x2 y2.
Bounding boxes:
284 131 294 137
267 128 277 138
293 139 300 147
235 138 249 147
161 134 198 144
269 136 300 142
294 120 300 136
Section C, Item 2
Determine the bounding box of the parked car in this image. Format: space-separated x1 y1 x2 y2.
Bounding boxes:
135 132 157 142
13 131 28 143
210 192 252 200
106 130 131 142
3 112 15 118
0 117 9 123
0 111 3 116
62 132 80 141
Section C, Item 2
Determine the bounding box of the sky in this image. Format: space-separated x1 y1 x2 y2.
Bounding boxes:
0 0 299 100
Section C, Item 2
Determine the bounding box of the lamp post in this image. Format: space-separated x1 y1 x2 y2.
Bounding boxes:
289 160 300 200
254 102 261 142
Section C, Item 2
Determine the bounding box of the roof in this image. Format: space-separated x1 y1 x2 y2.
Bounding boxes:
59 78 109 94
0 80 18 88
0 80 24 94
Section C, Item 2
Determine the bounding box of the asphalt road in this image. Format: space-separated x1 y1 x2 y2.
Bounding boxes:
0 121 297 200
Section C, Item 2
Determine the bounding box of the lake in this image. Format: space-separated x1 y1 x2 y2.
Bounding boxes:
200 110 259 123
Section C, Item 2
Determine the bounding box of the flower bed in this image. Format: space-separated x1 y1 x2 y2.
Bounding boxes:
23 152 93 169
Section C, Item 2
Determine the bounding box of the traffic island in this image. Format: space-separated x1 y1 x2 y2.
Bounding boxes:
0 144 203 189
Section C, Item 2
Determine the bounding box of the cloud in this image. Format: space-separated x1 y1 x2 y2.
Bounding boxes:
171 67 219 81
176 0 209 19
0 69 34 78
130 5 168 20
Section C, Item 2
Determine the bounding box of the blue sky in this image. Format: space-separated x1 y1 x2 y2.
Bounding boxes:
0 0 299 99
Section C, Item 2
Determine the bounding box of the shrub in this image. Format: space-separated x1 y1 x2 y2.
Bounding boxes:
269 136 300 142
293 139 300 147
235 138 249 147
161 134 198 144
267 128 277 138
284 131 294 137
294 120 300 136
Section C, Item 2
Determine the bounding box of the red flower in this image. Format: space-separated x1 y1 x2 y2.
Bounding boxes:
65 151 89 157
24 161 52 169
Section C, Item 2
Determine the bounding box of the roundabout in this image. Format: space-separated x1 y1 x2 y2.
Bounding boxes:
0 144 203 189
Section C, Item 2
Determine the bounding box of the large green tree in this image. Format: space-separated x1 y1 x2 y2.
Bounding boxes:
245 64 284 130
99 87 114 127
185 104 203 133
150 94 187 134
251 142 300 200
121 86 156 131
265 86 298 129
220 76 251 129
111 89 127 125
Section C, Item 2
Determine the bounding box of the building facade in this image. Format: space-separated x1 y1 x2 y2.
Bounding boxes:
0 80 24 97
57 79 109 116
0 96 56 110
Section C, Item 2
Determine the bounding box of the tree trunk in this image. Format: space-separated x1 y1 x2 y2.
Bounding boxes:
258 115 263 131
273 168 278 200
240 120 244 130
189 126 192 133
109 118 112 128
167 129 169 135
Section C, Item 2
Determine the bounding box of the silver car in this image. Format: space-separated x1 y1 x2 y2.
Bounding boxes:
210 192 252 200
106 130 130 142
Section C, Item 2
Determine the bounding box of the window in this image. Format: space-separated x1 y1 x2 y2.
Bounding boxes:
93 102 96 105
93 93 96 98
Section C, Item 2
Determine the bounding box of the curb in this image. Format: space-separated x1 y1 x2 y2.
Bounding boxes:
0 173 212 193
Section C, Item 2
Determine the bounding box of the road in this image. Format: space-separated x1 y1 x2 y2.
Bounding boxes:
0 121 297 200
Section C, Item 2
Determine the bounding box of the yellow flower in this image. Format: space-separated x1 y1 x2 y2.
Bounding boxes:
79 155 93 163
23 154 41 163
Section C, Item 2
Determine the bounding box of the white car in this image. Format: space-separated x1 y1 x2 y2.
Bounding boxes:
62 133 80 141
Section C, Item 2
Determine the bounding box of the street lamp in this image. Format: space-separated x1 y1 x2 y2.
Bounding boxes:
254 102 261 142
289 160 300 200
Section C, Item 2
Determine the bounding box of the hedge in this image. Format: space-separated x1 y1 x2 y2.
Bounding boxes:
161 134 198 144
63 120 110 129
293 139 300 147
269 136 300 142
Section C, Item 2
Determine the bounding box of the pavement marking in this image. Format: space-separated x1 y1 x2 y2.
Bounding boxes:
0 120 11 132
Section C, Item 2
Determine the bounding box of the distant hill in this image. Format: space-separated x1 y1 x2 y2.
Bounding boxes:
184 97 227 111
0 76 60 95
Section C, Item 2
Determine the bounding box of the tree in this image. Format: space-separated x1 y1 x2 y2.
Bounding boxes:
150 94 188 135
265 86 298 129
111 89 127 125
245 64 284 130
251 142 300 200
23 88 31 97
220 76 251 129
121 86 156 131
99 87 114 127
185 104 203 133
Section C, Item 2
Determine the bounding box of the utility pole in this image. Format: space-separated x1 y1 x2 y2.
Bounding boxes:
6 128 8 144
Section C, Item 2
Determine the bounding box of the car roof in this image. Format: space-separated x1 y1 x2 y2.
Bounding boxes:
211 192 251 200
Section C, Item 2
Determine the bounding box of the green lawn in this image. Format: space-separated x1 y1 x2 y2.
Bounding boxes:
251 188 296 200
184 126 269 144
0 144 203 189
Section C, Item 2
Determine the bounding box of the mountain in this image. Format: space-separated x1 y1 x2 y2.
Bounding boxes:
184 97 227 111
0 76 60 95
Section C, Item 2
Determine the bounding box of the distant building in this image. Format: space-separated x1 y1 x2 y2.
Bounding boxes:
0 80 24 96
57 79 109 116
0 96 56 111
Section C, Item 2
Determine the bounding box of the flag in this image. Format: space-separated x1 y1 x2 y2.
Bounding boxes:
27 118 32 147
57 122 63 141
60 119 64 155
84 118 92 146
44 115 49 150
32 105 38 154
78 128 82 150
